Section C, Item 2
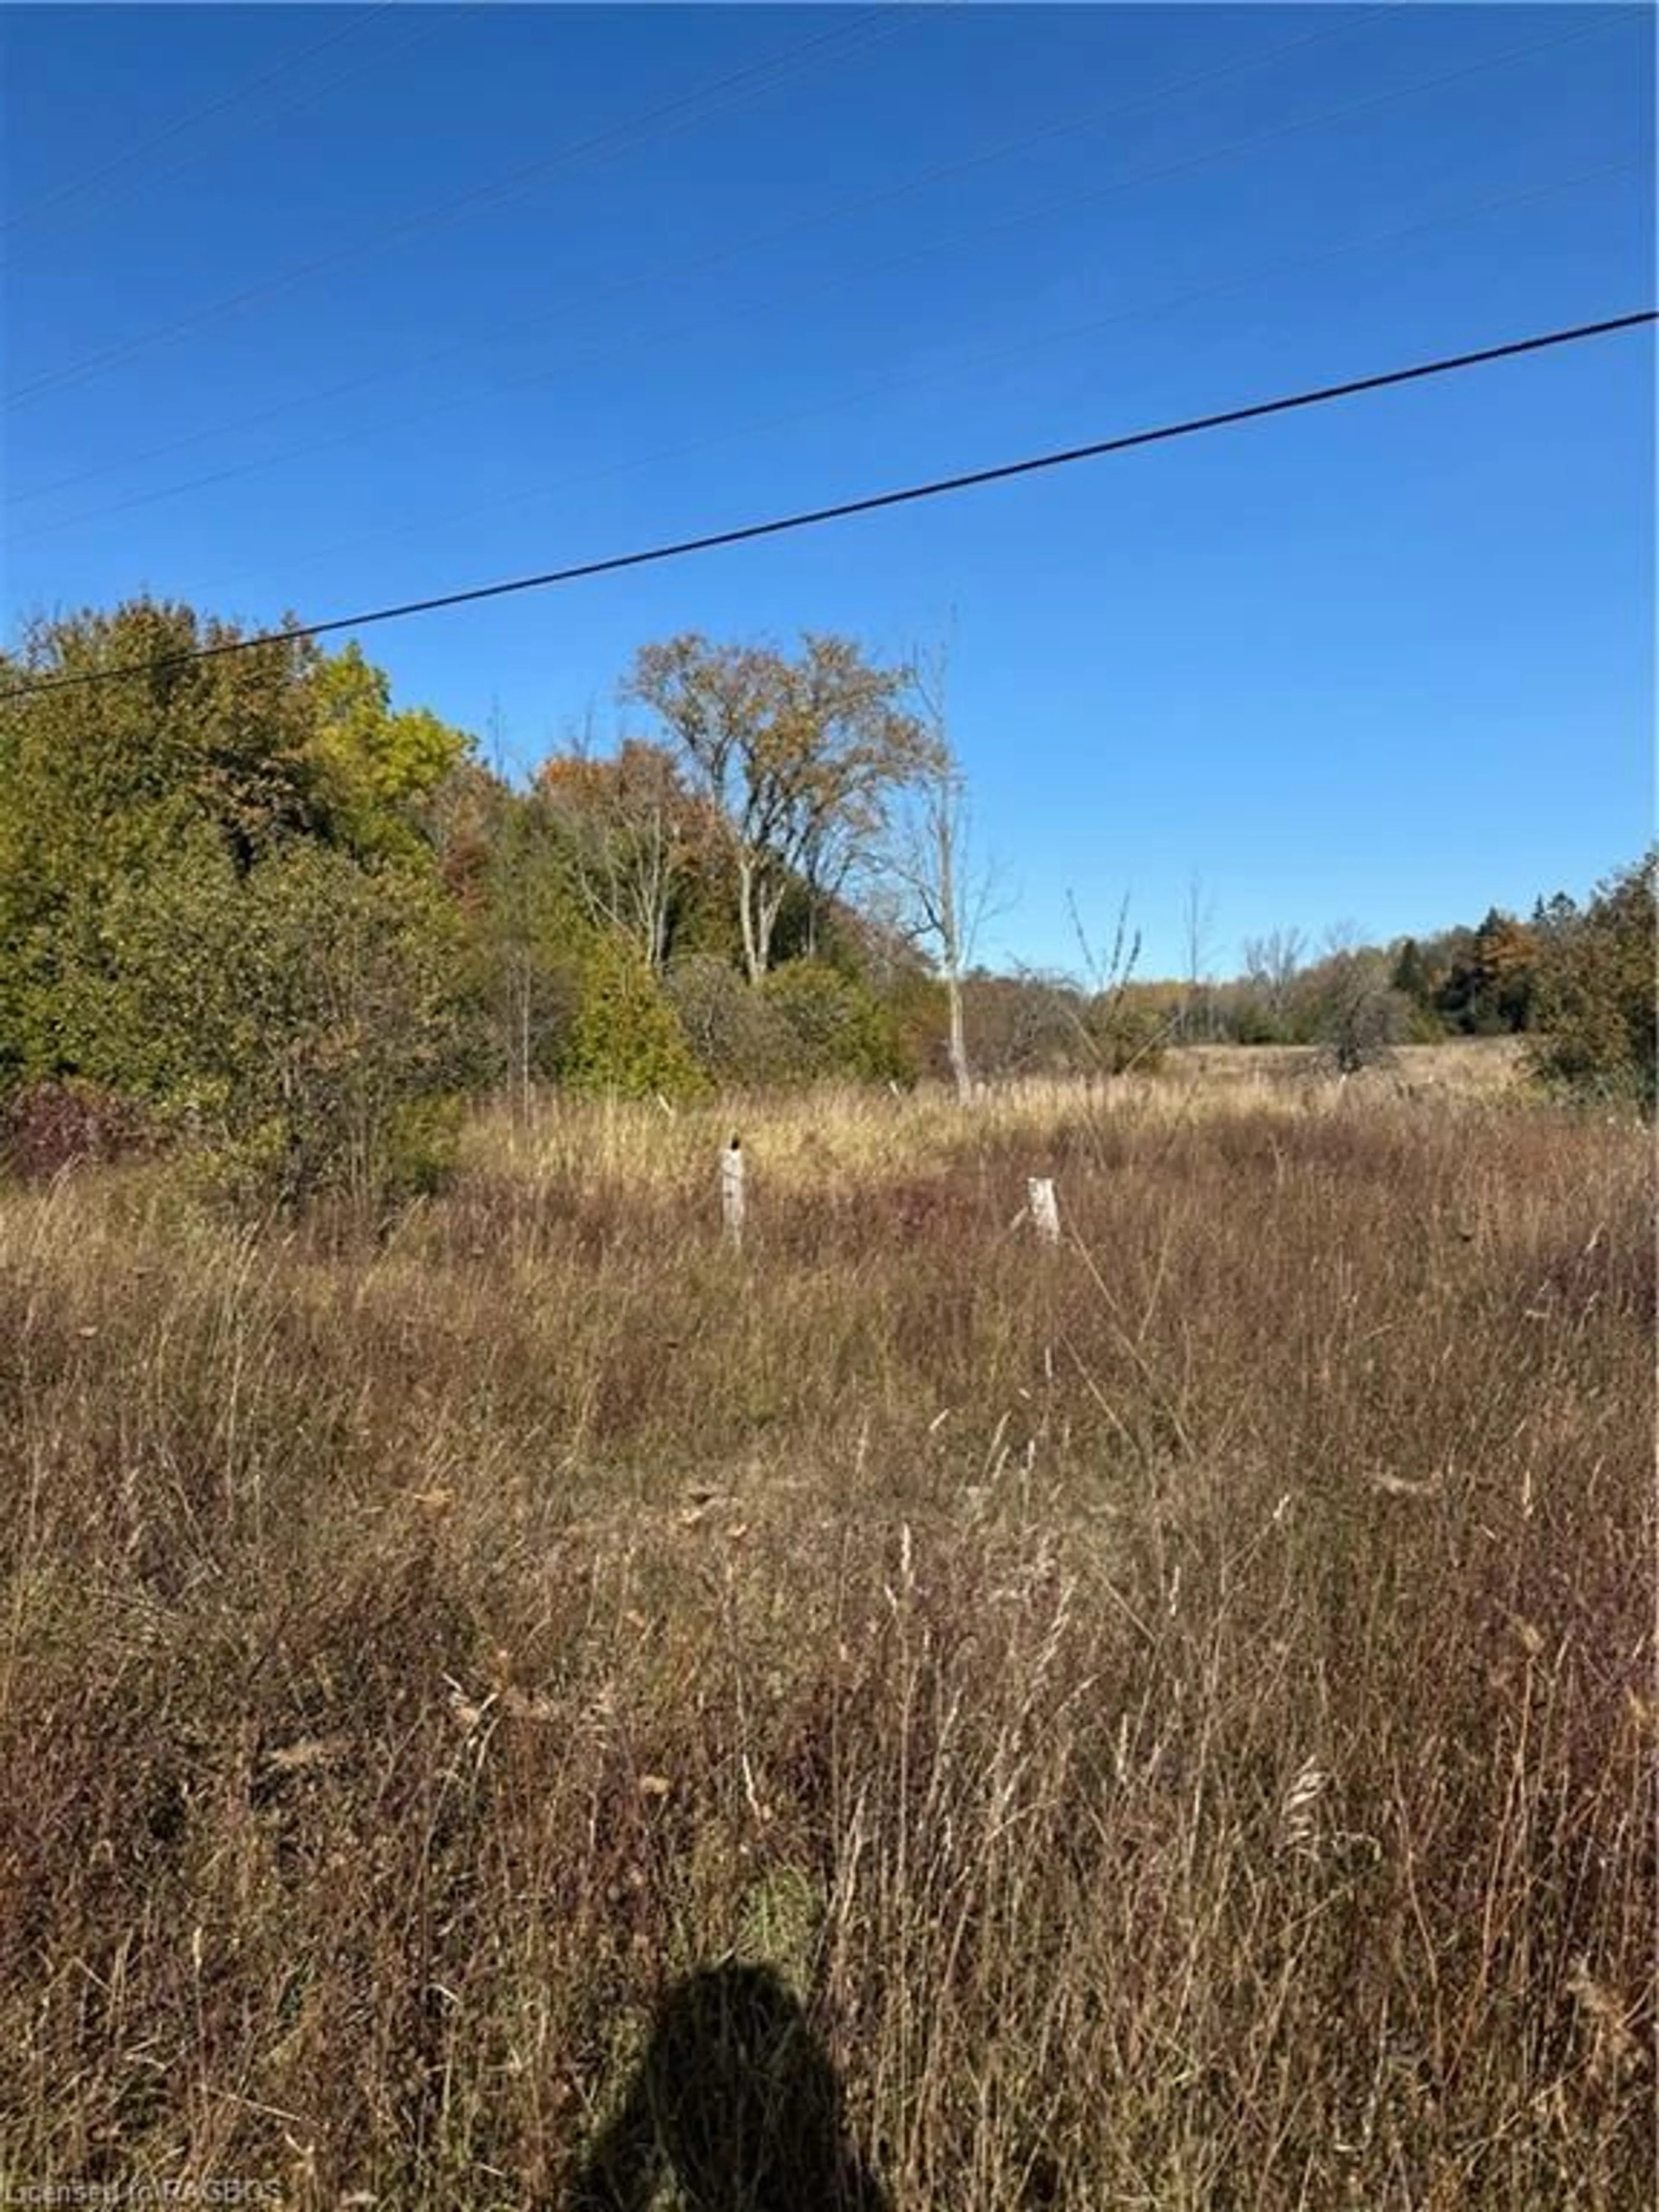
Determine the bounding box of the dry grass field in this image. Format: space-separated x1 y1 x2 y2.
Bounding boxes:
0 1055 1651 2208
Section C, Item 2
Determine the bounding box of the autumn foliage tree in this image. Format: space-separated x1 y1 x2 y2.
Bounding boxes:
624 633 940 983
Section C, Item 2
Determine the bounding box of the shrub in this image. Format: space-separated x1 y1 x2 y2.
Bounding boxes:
664 956 911 1090
665 953 795 1088
565 932 708 1101
0 1077 155 1183
1084 988 1170 1075
760 959 908 1085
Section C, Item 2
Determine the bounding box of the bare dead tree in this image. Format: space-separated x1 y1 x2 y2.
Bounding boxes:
1243 923 1307 1034
885 645 1000 1101
538 734 690 976
1181 871 1218 1043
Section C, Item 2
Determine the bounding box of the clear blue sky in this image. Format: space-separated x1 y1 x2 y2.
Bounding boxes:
2 3 1652 978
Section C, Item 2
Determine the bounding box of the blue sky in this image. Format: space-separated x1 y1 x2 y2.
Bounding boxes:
2 2 1652 978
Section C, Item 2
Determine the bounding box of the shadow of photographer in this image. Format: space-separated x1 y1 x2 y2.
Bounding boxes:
567 1961 891 2211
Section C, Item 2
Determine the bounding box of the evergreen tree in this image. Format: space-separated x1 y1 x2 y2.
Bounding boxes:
565 933 707 1100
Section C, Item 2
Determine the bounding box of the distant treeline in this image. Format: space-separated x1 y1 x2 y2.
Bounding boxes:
1113 887 1644 1062
1 599 1650 1204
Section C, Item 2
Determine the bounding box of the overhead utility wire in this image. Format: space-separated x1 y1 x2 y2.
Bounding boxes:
185 155 1643 605
3 0 1392 500
0 7 914 410
0 4 407 239
4 310 1649 705
13 14 1634 548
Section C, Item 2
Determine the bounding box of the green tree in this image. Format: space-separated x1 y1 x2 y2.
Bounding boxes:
1527 854 1656 1113
0 603 480 1092
0 603 321 1077
48 830 474 1207
464 785 587 1116
227 845 476 1207
0 602 491 1202
2 601 325 855
308 640 473 857
565 932 707 1101
1388 937 1446 1039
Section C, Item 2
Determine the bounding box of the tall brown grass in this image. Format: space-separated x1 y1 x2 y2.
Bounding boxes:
0 1074 1651 2207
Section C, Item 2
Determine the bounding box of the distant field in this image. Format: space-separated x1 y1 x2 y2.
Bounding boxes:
0 1074 1650 2208
1165 1034 1529 1096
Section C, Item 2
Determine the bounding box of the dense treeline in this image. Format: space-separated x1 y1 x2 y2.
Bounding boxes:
0 599 1650 1204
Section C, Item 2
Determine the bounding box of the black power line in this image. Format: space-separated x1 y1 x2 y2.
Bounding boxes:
3 2 1395 503
170 156 1651 609
2 309 1651 704
0 6 915 410
15 13 1627 548
0 4 409 242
